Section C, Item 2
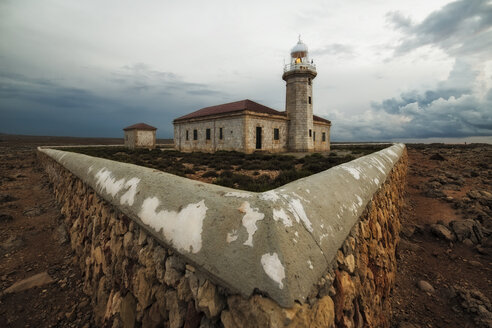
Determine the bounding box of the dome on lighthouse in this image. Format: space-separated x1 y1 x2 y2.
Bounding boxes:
283 36 316 74
291 38 308 58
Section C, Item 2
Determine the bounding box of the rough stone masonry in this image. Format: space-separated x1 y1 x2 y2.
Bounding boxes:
38 143 407 327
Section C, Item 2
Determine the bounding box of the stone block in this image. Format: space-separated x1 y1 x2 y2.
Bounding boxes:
197 280 225 318
133 268 153 309
120 292 136 328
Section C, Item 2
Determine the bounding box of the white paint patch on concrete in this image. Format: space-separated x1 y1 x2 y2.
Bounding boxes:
386 149 397 158
356 195 363 207
226 230 238 243
306 189 310 193
259 190 280 202
261 252 285 289
88 165 93 174
224 191 251 198
120 178 140 206
294 231 299 237
288 198 313 233
349 203 357 214
292 192 310 203
371 158 386 174
374 177 380 185
95 168 125 197
138 197 207 254
307 259 314 270
382 153 393 162
341 166 361 180
239 202 265 247
319 233 330 242
273 208 292 227
293 238 298 243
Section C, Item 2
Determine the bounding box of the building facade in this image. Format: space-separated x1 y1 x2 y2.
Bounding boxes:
173 39 331 153
123 123 157 149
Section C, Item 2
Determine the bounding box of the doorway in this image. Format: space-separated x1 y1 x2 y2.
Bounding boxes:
256 127 262 149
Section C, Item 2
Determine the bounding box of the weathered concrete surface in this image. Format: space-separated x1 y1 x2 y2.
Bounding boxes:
38 143 405 307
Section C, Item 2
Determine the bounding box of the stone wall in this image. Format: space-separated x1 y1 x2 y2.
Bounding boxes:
312 122 330 152
174 115 246 153
174 113 292 154
38 145 407 328
136 130 156 149
244 115 288 153
124 130 156 150
174 112 329 154
219 150 407 328
124 130 136 149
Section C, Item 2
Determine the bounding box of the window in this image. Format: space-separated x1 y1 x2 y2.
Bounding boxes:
313 132 316 141
256 127 262 149
219 128 223 140
309 129 312 137
206 128 211 140
193 129 198 140
322 132 326 142
308 96 312 104
186 130 189 141
273 128 279 140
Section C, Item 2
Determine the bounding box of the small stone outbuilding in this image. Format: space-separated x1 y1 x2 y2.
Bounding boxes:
123 123 157 150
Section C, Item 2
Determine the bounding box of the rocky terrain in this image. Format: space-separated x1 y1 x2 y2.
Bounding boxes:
391 144 492 328
0 135 491 327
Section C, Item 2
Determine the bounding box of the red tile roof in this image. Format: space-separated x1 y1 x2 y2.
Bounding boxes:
123 123 157 131
313 114 331 124
173 99 331 124
174 99 284 121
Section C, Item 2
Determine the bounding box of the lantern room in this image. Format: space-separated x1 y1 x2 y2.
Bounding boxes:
291 38 309 63
284 36 316 73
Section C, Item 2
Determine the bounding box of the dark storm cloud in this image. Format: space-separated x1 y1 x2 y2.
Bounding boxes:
372 87 470 115
339 0 492 141
112 63 225 97
329 89 492 141
0 71 151 137
366 58 492 140
387 0 492 57
0 72 111 110
0 66 227 138
370 91 492 139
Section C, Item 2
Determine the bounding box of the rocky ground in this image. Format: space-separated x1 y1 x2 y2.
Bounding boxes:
391 144 492 328
0 139 94 327
0 135 491 327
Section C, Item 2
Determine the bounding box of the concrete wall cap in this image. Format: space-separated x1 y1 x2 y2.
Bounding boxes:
38 143 405 307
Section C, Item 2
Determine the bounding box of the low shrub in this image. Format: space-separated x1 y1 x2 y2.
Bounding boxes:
202 171 218 178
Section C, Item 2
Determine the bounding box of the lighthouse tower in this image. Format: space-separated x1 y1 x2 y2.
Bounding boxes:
282 37 317 152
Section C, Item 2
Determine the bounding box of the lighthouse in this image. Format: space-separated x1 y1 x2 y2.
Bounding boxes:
282 37 317 152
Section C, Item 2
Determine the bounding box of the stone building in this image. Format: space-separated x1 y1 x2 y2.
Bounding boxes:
123 123 157 149
173 38 331 153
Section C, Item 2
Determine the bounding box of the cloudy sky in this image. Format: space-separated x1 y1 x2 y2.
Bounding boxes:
0 0 491 141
